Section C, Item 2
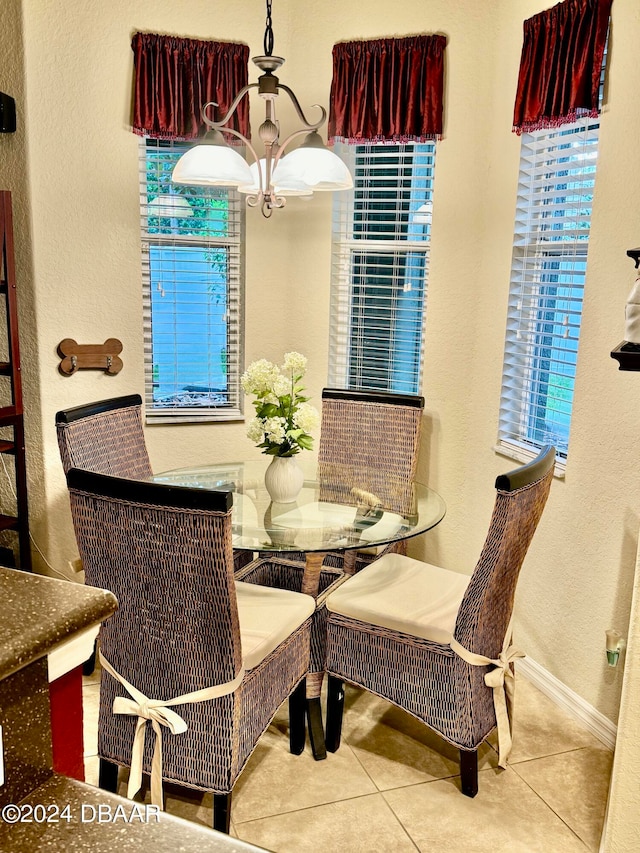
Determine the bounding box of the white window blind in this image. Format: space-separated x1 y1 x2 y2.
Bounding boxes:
329 142 435 394
140 139 245 423
498 117 600 463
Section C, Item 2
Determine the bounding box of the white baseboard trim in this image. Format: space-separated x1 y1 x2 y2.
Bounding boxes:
518 655 617 751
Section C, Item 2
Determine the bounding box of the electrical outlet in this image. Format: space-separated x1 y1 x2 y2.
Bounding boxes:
0 724 4 786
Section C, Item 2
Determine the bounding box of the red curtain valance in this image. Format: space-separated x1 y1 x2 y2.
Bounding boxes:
512 0 612 135
131 32 250 140
328 34 446 144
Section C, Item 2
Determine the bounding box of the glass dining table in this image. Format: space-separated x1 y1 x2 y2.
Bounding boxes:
149 457 446 594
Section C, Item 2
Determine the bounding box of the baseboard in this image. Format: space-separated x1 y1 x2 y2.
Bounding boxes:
518 655 617 751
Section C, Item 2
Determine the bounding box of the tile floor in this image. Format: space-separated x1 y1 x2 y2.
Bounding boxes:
82 666 613 853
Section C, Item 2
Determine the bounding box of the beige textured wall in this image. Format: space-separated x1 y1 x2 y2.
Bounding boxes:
8 0 640 739
602 530 640 851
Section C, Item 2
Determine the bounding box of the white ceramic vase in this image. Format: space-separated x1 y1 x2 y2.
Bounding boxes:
264 455 304 503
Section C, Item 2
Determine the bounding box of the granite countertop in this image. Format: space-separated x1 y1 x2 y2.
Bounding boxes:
0 568 117 681
0 775 270 852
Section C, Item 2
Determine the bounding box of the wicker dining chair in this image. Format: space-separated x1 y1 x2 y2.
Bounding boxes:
317 388 425 573
56 394 153 479
236 388 425 756
324 445 556 798
55 394 253 573
65 467 314 833
248 388 425 575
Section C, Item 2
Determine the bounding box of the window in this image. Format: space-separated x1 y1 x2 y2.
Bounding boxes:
498 117 600 464
140 139 244 423
329 142 435 394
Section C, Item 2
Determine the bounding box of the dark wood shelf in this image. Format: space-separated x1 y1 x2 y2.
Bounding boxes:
611 341 640 371
0 440 15 454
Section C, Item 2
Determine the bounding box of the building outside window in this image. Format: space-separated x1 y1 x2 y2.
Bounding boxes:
329 142 436 395
140 139 244 424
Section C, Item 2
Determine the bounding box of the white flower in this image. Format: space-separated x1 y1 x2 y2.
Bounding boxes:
246 417 266 444
293 402 319 434
243 351 315 455
264 416 287 445
282 351 307 377
241 359 279 395
272 374 291 397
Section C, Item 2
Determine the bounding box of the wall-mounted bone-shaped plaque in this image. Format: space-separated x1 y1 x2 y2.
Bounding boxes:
57 338 123 376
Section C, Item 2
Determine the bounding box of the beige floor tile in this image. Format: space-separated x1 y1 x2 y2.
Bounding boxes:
79 671 611 851
383 766 590 853
236 793 418 853
231 722 377 823
342 686 497 790
82 682 100 757
511 746 613 852
493 677 605 764
83 754 100 787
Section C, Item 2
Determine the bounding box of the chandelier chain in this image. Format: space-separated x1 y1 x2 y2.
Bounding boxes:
263 0 274 57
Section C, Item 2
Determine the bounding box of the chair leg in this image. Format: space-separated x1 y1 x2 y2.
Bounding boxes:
306 697 327 761
325 675 345 753
213 793 232 834
82 640 97 676
460 749 478 797
98 758 119 793
289 678 306 755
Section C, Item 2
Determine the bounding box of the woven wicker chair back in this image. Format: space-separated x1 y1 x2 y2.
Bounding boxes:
68 479 241 700
56 396 152 479
454 452 555 660
317 391 423 514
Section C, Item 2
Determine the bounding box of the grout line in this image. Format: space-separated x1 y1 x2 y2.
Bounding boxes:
508 762 593 851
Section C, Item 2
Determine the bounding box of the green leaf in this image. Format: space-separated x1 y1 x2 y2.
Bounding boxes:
297 434 314 450
260 403 279 418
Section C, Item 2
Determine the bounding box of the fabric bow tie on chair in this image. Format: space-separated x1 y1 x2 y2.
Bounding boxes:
100 653 244 809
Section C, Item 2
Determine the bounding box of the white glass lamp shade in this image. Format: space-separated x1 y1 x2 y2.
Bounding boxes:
238 159 314 197
148 194 194 218
172 139 253 188
275 146 353 192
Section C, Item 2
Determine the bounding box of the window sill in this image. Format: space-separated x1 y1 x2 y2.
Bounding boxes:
493 442 566 480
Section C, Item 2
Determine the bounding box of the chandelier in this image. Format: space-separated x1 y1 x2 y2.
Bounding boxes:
172 0 353 218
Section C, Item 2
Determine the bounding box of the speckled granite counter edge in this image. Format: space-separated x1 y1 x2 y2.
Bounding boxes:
0 568 118 680
0 775 271 853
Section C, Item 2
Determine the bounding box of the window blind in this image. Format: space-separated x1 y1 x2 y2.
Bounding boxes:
329 142 435 394
498 117 600 462
140 139 245 423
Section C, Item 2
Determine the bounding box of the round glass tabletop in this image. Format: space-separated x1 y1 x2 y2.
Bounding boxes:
150 458 446 555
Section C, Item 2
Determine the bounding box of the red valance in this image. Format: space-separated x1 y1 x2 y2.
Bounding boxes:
328 35 446 144
512 0 612 135
131 32 250 140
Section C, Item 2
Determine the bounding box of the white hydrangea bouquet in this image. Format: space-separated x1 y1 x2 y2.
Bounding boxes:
241 351 320 457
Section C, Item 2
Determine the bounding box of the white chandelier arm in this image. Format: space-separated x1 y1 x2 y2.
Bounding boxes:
201 86 258 131
247 193 286 217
